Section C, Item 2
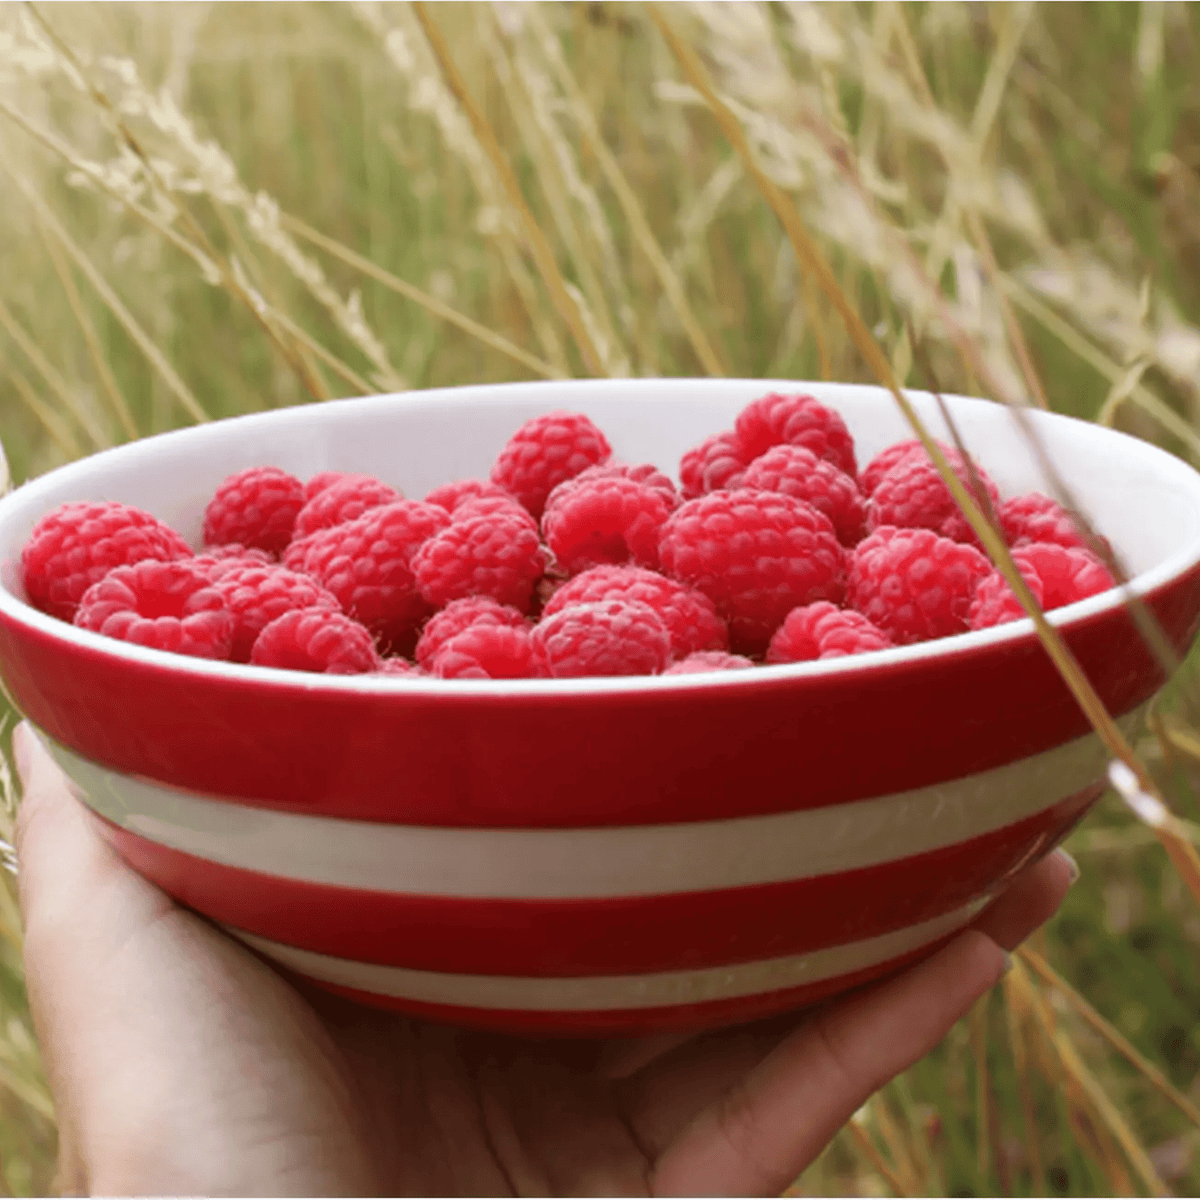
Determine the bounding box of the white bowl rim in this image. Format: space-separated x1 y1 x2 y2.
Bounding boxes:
1 377 1198 699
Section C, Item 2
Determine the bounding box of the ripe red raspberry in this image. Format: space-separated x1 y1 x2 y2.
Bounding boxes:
292 475 401 541
740 445 866 546
298 500 450 653
433 623 538 680
452 494 538 533
679 431 750 499
860 439 952 496
662 650 755 675
22 501 193 622
415 596 529 671
847 526 991 644
969 542 1114 630
250 607 380 674
542 476 672 575
765 601 893 664
376 657 424 676
998 492 1109 555
531 599 672 678
658 491 845 654
202 467 305 556
211 564 340 662
425 478 516 514
867 450 1000 546
734 393 858 478
74 561 232 660
489 410 612 519
541 564 728 658
550 462 681 512
304 471 354 501
411 513 547 612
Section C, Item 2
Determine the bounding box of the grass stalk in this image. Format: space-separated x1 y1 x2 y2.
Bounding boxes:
411 1 605 377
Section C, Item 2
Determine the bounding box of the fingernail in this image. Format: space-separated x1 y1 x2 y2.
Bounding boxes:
10 722 33 786
1054 847 1081 885
1000 950 1014 976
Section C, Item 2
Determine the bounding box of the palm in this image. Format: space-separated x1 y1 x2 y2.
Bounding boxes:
13 722 1075 1197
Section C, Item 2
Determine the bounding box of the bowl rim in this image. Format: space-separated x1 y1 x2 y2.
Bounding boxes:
2 377 1199 699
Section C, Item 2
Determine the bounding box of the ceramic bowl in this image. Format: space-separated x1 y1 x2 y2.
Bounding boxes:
1 379 1198 1036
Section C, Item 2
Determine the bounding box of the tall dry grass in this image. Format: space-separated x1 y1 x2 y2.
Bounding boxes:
0 2 1198 1193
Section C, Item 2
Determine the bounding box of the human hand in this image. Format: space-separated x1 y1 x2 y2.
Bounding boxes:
13 720 1077 1197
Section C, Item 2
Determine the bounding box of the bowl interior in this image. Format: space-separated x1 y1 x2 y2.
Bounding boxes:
2 377 1199 618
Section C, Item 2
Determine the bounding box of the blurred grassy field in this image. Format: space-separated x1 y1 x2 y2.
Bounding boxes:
0 1 1199 1194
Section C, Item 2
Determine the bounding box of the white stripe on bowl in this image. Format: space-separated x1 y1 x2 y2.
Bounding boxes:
41 712 1137 900
229 895 991 1011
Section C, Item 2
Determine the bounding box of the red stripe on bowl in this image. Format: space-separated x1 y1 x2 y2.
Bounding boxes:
93 782 1097 976
2 567 1196 827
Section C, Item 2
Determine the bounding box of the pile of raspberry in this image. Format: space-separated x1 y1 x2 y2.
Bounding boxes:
20 393 1117 679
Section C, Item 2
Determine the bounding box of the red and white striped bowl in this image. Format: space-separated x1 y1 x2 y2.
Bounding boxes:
1 379 1198 1036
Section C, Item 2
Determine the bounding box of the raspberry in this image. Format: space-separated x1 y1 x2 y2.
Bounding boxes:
740 445 867 546
550 462 680 512
531 599 672 678
433 623 538 680
860 439 951 496
250 607 380 674
297 500 450 654
999 492 1109 555
662 650 755 675
658 491 846 654
211 564 340 662
867 450 1000 546
292 475 402 541
202 467 305 556
489 410 612 519
74 561 232 660
22 501 193 622
541 564 728 658
734 393 857 478
679 431 750 499
376 657 424 676
411 513 547 612
425 478 516 514
847 526 992 644
193 552 278 582
542 476 672 575
451 494 538 533
969 543 1114 630
414 596 529 671
304 471 354 500
765 601 893 664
